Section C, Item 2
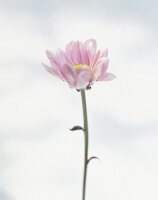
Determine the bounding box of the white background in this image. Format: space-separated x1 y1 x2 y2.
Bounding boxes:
0 0 158 199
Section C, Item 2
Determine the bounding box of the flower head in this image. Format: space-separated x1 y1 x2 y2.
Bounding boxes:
42 39 116 90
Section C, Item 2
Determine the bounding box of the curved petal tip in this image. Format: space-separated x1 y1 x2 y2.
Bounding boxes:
97 72 116 81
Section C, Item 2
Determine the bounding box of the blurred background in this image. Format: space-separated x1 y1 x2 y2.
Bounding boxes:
0 0 158 199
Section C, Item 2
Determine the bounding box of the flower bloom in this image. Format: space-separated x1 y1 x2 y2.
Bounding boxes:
42 39 116 90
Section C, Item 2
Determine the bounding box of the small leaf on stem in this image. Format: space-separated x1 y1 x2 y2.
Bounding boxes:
70 126 84 131
87 156 99 164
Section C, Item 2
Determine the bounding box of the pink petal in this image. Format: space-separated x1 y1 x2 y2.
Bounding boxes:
46 50 67 80
63 64 77 87
99 59 109 74
46 50 62 67
76 68 91 89
72 41 83 64
84 39 97 65
42 63 61 78
65 41 76 64
80 45 89 65
97 72 116 81
65 41 84 65
56 48 69 65
91 50 100 67
94 58 109 80
100 49 108 58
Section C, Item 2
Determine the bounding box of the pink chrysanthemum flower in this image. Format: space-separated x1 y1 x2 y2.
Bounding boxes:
42 39 116 90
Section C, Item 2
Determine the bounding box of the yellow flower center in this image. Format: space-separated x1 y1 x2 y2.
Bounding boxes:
74 64 88 72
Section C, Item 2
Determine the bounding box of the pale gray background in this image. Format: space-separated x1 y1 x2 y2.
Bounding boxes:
0 0 158 199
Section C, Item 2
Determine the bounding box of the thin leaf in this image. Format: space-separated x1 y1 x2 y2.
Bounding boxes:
70 126 84 131
87 156 99 164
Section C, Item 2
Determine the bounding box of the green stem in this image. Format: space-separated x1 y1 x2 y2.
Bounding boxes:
81 90 89 200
